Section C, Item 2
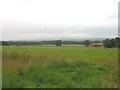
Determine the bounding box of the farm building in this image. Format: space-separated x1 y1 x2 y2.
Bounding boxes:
91 43 103 47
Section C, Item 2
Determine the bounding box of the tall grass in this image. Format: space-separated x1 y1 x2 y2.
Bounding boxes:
2 46 118 88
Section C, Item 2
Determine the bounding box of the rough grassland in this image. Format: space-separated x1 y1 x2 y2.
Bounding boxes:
2 46 118 88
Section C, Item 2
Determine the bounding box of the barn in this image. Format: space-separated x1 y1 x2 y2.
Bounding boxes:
91 43 103 47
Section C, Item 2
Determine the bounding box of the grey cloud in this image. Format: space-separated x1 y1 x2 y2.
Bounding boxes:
1 0 118 41
2 22 117 41
3 23 117 34
18 0 32 5
103 13 117 22
2 10 118 41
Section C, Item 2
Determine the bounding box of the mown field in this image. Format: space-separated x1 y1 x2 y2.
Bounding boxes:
2 46 118 88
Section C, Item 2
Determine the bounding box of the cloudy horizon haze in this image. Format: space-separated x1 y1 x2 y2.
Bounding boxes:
0 0 119 41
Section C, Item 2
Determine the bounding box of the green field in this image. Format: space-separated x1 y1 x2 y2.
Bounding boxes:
2 46 118 88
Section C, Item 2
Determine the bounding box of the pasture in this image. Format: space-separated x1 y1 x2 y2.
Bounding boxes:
2 46 118 88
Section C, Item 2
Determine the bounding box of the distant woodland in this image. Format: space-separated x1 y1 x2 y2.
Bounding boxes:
1 37 120 48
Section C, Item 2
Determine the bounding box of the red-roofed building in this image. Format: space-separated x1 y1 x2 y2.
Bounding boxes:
91 43 103 47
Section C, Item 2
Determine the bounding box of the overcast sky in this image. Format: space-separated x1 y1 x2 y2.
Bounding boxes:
0 0 119 41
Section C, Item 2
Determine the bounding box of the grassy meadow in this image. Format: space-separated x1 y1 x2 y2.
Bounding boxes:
2 45 118 88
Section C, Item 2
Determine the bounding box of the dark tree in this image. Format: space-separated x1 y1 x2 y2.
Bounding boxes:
84 40 90 47
115 37 120 48
55 40 62 46
103 37 120 48
110 38 116 47
103 39 111 48
2 41 9 46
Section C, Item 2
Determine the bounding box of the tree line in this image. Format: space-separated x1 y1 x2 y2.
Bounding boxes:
1 37 120 48
103 37 120 48
83 37 120 48
0 40 83 46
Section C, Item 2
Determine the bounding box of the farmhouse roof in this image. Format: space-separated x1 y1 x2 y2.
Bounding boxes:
91 43 103 46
